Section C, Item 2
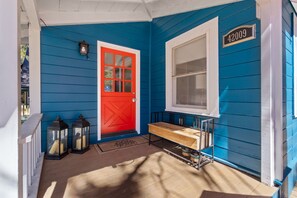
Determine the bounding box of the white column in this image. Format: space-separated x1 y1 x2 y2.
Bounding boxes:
29 27 40 115
29 27 41 159
270 0 283 184
257 0 283 186
0 0 22 197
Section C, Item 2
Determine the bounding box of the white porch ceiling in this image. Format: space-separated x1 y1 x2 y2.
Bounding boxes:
34 0 241 26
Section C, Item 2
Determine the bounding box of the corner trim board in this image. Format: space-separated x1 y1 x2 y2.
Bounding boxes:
257 0 283 186
293 14 297 117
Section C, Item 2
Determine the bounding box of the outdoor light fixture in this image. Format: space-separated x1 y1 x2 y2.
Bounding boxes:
79 40 89 56
72 114 90 154
46 116 69 160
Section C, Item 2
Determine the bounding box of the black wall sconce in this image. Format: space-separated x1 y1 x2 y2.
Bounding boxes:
79 40 89 57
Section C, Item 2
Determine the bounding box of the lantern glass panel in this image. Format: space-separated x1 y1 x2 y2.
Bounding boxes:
47 129 59 155
73 127 83 150
79 41 89 56
59 129 68 154
82 128 85 149
82 126 88 148
81 46 86 54
86 126 90 147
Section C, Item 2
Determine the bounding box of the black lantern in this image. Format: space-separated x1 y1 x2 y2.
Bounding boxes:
79 40 89 56
72 114 90 154
46 116 69 160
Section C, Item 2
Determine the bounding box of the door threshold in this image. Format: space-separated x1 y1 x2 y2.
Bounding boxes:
101 130 138 139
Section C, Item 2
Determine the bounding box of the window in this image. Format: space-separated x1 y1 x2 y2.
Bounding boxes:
103 52 133 93
165 17 219 117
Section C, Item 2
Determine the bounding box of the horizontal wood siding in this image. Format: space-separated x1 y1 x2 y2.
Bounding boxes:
151 1 261 175
41 22 150 151
282 0 297 196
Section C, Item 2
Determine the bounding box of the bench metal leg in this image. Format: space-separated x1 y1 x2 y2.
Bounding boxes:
197 151 202 170
212 145 214 163
149 133 151 146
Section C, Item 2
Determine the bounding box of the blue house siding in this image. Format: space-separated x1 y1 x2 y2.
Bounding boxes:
41 22 151 151
282 0 297 196
41 0 263 177
151 0 261 175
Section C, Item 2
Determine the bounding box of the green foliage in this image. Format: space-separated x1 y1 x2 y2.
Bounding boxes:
20 45 28 64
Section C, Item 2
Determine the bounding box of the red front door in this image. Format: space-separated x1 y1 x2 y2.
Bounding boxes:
101 47 136 137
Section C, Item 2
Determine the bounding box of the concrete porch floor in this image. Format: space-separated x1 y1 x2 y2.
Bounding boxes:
38 142 277 198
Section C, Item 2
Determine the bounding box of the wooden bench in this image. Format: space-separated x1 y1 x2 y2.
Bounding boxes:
148 122 211 150
148 113 214 169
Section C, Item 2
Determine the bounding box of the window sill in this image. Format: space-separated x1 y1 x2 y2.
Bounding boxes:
165 107 220 118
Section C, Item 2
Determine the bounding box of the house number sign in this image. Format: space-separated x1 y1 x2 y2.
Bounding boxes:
223 25 256 47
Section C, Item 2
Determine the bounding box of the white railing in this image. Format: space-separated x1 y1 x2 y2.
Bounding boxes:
19 113 44 198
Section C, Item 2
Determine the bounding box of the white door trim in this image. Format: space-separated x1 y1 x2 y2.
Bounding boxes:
97 41 141 141
257 0 283 186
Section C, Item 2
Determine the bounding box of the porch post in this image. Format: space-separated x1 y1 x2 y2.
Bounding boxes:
24 0 41 116
29 27 41 115
25 0 41 162
257 0 283 186
0 0 22 197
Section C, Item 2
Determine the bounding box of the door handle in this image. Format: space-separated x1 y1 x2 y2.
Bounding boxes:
132 98 136 102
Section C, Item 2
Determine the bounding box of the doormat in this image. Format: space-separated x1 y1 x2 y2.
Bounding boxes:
97 136 149 152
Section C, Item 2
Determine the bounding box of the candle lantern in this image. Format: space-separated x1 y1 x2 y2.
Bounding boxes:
46 116 69 160
72 114 90 154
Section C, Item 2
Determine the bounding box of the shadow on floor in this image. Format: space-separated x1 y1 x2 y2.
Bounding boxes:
200 191 269 198
38 139 277 198
70 156 149 198
38 143 161 197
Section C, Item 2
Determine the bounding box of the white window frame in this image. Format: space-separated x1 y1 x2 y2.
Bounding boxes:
165 17 219 117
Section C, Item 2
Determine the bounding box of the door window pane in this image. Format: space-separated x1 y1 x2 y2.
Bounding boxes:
115 55 123 66
115 81 123 92
124 56 132 67
176 74 206 108
104 66 113 78
104 80 113 92
124 69 131 80
124 82 132 92
115 68 122 79
104 53 113 65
